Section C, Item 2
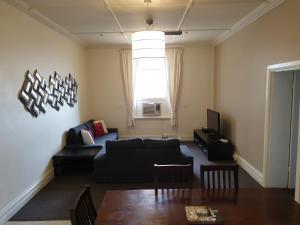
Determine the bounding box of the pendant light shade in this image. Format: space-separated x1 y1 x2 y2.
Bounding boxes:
132 31 165 59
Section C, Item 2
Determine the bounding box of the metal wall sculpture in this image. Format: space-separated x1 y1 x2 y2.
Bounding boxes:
18 70 78 117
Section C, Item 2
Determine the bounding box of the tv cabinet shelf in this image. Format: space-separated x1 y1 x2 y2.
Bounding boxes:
193 129 234 161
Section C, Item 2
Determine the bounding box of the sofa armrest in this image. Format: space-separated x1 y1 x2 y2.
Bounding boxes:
64 144 103 150
107 128 118 133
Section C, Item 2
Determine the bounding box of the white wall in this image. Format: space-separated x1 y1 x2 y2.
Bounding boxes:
0 1 87 223
86 45 214 139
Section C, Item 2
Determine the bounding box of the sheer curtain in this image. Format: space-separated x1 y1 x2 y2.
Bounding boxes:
166 48 183 127
120 49 135 127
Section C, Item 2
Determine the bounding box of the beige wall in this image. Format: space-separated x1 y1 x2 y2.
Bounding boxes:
86 45 214 139
214 0 300 172
5 0 299 219
0 1 87 220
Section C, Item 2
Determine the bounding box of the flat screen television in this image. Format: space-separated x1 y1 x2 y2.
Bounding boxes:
207 109 220 134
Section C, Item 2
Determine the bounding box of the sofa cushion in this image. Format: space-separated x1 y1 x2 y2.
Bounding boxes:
94 132 118 146
143 138 180 148
143 139 181 159
106 138 143 150
106 138 143 156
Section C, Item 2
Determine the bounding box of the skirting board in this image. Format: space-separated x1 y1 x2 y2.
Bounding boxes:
0 168 54 225
233 153 264 187
119 135 193 141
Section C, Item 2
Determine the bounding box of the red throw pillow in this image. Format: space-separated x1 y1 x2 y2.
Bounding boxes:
93 122 105 137
94 120 108 133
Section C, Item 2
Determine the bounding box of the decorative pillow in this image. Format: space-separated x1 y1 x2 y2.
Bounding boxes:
94 120 108 133
93 121 106 137
81 129 95 145
93 120 108 136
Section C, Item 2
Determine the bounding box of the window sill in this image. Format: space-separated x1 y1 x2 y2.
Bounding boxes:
134 116 171 120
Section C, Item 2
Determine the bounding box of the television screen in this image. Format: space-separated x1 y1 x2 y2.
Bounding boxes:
207 109 220 134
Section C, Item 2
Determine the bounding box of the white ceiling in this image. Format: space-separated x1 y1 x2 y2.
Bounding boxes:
10 0 269 46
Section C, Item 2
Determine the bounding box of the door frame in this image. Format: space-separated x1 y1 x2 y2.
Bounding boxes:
263 60 300 203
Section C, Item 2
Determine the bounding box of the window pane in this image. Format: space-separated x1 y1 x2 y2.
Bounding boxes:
134 58 167 100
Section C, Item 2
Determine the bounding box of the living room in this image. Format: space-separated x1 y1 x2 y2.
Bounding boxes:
1 0 300 225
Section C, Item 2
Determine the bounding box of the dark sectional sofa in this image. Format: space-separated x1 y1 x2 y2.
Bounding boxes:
65 119 118 150
94 138 194 183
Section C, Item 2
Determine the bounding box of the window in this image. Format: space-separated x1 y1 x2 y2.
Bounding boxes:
134 58 167 99
133 58 171 118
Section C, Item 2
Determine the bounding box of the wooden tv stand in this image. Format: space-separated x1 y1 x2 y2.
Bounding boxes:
193 129 234 161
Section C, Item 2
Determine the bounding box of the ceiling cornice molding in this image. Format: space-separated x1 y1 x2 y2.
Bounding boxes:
3 0 87 47
213 0 285 46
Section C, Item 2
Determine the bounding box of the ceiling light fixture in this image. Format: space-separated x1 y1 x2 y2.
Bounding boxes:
131 0 165 59
132 30 165 59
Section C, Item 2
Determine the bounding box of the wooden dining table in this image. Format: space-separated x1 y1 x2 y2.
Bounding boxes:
94 188 300 225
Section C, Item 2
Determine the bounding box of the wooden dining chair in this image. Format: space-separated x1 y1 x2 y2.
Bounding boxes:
200 164 239 190
70 185 97 225
154 164 193 196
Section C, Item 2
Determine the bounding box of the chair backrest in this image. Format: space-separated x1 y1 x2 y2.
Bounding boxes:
70 185 97 225
200 164 239 190
154 164 193 192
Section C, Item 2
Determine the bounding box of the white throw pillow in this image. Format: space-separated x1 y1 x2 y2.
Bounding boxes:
94 120 108 133
81 129 95 145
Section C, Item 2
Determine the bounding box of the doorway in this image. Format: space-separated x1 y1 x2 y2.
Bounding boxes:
288 71 300 190
263 61 300 204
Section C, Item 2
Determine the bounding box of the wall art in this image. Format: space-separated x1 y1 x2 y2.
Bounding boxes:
18 70 78 117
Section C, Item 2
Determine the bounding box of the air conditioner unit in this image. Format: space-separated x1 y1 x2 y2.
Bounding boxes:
143 103 161 116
